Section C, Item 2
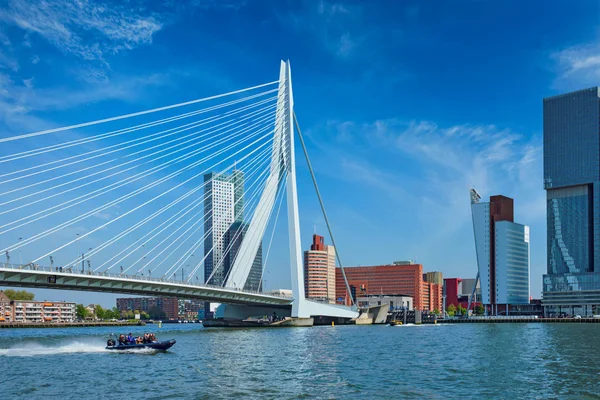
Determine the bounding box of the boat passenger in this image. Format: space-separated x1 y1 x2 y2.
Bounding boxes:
127 333 135 344
118 334 126 345
136 336 143 344
149 333 157 342
143 333 150 343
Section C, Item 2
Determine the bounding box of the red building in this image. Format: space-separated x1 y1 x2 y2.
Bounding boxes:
444 278 462 308
335 262 442 311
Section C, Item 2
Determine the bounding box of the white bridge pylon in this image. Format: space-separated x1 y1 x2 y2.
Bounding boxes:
226 61 356 319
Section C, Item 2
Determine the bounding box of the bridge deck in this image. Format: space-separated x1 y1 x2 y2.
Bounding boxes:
0 264 293 307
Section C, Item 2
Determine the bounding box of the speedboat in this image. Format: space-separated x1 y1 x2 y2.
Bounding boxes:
106 338 176 351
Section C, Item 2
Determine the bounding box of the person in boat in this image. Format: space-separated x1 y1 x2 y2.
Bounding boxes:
149 333 157 342
127 333 135 344
118 334 126 345
143 333 150 343
136 336 143 344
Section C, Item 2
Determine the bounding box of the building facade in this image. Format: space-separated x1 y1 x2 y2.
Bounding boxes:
203 170 244 286
304 234 336 303
0 292 11 322
356 294 413 311
116 296 179 320
0 295 76 323
422 281 443 312
335 261 442 311
471 191 530 314
543 87 600 316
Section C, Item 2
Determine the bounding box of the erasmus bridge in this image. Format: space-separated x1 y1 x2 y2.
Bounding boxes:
0 61 358 322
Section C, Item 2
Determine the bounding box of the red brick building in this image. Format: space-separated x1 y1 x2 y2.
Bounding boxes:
422 281 443 312
335 262 442 311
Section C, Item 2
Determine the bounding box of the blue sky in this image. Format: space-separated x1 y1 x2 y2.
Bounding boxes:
0 0 599 306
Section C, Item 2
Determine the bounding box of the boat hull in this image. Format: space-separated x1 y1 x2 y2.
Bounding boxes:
106 339 176 351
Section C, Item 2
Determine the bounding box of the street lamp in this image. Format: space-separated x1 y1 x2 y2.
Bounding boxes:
76 233 81 269
18 237 22 265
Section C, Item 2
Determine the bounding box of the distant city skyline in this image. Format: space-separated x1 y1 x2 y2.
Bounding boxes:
1 1 600 306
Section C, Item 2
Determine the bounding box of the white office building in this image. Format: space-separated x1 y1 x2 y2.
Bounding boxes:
471 190 530 315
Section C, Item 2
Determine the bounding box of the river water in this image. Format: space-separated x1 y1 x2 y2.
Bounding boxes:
1 323 600 399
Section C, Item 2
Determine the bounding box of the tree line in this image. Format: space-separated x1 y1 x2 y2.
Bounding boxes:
2 289 35 300
76 304 166 320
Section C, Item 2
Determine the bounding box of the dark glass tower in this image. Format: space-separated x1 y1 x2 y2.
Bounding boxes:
543 87 600 316
224 221 262 291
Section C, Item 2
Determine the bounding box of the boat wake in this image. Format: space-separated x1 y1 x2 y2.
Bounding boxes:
0 341 107 357
0 341 156 357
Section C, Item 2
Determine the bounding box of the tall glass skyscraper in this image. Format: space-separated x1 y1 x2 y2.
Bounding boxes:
203 170 245 287
224 221 262 291
543 87 600 316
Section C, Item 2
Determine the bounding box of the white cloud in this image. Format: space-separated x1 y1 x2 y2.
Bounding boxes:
22 77 34 89
311 118 544 235
0 0 163 62
552 41 600 89
30 55 40 64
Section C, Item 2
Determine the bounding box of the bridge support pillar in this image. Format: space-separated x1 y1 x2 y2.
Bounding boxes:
214 304 291 320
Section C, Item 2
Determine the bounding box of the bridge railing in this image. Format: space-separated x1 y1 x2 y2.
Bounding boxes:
0 263 292 299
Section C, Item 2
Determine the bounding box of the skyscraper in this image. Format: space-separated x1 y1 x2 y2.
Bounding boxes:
471 191 530 315
543 87 600 316
203 170 244 286
224 221 262 291
304 234 336 303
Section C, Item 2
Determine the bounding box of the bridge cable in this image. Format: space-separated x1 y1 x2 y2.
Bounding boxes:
0 114 275 234
175 161 271 282
0 88 277 164
93 142 274 274
0 106 276 213
121 144 274 276
0 80 279 144
0 95 276 189
3 126 273 258
259 170 288 292
293 111 355 307
201 168 272 285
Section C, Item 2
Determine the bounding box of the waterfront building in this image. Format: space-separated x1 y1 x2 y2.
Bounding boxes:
7 299 76 323
443 277 482 311
224 221 262 291
471 191 530 315
422 281 443 312
304 234 336 303
116 296 178 320
0 291 12 322
335 261 442 311
542 87 600 316
356 294 413 311
203 170 244 286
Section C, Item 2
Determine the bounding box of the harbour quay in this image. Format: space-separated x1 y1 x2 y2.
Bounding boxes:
0 321 145 329
440 316 600 323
